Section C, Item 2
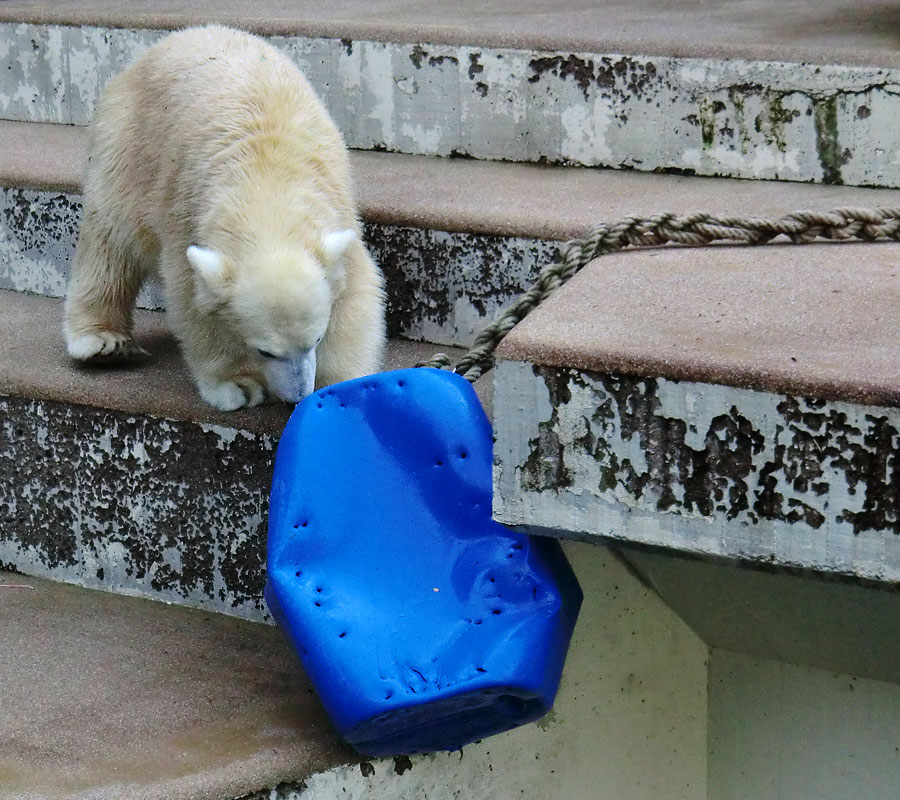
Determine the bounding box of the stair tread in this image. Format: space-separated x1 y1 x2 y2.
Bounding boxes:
1 0 900 67
497 241 900 406
0 290 475 435
0 570 352 800
6 119 900 246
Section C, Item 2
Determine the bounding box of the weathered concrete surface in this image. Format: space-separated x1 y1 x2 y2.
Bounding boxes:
8 121 900 349
0 394 277 618
12 119 900 244
0 571 355 800
0 184 554 345
493 360 900 583
4 22 900 183
708 650 900 800
0 290 484 613
493 242 900 583
497 243 900 407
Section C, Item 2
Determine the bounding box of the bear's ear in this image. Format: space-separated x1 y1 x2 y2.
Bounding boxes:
186 245 226 292
321 229 356 266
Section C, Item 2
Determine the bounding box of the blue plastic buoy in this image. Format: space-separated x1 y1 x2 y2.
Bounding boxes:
265 368 582 756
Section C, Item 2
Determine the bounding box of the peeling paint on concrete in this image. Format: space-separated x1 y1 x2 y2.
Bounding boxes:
4 22 900 184
0 184 557 347
0 187 165 308
0 395 276 619
366 223 556 347
493 361 900 582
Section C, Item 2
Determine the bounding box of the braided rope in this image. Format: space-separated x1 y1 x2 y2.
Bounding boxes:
417 207 900 382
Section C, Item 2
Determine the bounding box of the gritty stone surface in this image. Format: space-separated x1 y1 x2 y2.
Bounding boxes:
5 23 900 183
0 290 484 435
0 571 354 800
493 360 900 583
0 290 490 613
2 0 900 68
10 119 900 243
496 243 900 408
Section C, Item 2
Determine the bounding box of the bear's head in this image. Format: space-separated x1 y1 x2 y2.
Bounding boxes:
185 229 355 402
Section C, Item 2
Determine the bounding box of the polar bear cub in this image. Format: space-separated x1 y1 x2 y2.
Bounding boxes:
64 26 385 411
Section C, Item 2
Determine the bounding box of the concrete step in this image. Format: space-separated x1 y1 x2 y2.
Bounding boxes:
0 288 485 617
1 1 900 184
0 540 724 800
492 237 900 586
0 570 355 800
6 121 900 352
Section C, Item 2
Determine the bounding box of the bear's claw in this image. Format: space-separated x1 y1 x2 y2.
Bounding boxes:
66 332 150 362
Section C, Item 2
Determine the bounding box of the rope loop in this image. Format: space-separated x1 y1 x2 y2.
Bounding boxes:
414 207 900 383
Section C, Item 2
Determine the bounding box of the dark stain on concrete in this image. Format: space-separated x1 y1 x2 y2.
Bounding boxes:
528 54 596 100
813 95 844 184
428 54 458 68
528 54 660 106
409 44 427 69
521 370 572 493
409 45 457 71
393 755 414 775
523 368 900 538
467 52 484 81
364 223 548 341
1 189 81 264
0 396 274 611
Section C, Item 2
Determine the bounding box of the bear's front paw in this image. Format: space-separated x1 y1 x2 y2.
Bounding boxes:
66 331 150 362
199 378 265 411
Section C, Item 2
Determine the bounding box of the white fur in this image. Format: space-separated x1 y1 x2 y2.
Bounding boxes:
321 229 356 265
64 26 385 410
185 245 225 284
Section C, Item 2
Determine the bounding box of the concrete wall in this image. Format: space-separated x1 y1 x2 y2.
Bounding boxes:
709 649 900 800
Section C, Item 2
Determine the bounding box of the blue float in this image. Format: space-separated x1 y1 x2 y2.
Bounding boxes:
265 367 583 756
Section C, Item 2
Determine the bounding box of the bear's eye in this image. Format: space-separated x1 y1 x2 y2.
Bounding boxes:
257 348 278 359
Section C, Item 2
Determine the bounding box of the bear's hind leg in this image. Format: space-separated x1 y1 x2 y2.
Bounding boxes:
64 219 150 362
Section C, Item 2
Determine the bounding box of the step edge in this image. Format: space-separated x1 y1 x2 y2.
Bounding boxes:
2 11 900 70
